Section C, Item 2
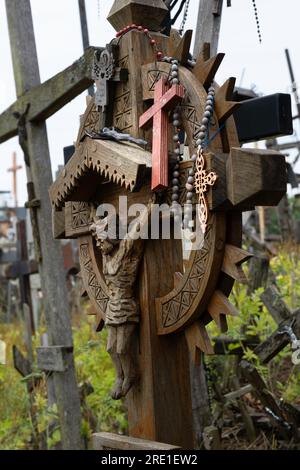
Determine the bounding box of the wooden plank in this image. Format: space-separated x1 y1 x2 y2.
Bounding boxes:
52 206 65 239
0 47 98 144
226 147 287 209
5 0 83 450
127 238 194 448
254 312 300 364
212 336 259 355
13 345 32 377
193 0 224 57
37 346 72 372
240 360 298 439
260 286 291 324
107 0 168 32
224 384 253 401
5 259 38 279
247 255 269 295
93 432 180 450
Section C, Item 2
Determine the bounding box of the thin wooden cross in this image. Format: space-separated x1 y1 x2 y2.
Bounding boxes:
139 77 184 192
7 152 22 207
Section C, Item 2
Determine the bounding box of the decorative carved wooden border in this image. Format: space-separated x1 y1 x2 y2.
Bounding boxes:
50 138 151 208
78 235 109 330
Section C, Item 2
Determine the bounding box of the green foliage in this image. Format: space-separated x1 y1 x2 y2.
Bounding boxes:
0 314 127 450
73 319 127 434
208 245 300 403
1 244 300 449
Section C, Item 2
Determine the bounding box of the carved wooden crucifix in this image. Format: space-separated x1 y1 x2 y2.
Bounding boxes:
49 0 288 450
139 77 184 192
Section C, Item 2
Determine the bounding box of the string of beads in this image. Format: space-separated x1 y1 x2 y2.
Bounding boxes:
252 0 262 43
115 24 163 60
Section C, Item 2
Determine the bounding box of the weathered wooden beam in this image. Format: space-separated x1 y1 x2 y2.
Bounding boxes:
209 148 287 211
5 259 38 279
254 286 300 363
224 384 253 402
93 432 180 450
107 0 168 32
193 0 223 57
254 313 300 364
5 0 83 449
246 255 269 295
37 346 73 372
52 207 66 239
226 147 287 209
260 285 291 324
13 345 32 378
0 47 99 144
240 360 298 439
212 336 259 355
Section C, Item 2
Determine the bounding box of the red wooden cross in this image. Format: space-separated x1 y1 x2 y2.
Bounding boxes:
139 78 185 192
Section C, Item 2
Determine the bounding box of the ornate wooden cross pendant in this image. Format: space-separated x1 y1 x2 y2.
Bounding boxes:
139 77 184 192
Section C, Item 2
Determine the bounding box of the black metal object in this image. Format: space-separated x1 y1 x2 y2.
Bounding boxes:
234 93 293 143
63 145 75 165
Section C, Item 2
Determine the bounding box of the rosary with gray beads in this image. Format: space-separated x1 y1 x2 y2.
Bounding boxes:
161 56 215 228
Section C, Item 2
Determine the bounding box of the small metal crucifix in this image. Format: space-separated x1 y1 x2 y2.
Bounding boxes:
92 44 128 123
139 77 185 192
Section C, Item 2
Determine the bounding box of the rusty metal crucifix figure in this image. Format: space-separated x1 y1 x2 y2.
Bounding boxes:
139 77 184 192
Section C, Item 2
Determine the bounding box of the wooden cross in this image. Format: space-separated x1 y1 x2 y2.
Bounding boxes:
7 152 22 207
139 77 184 192
1 0 94 448
5 220 38 334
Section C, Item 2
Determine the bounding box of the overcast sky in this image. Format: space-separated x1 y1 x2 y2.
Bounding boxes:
1 0 300 206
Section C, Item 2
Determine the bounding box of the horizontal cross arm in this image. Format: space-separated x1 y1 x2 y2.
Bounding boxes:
0 46 102 144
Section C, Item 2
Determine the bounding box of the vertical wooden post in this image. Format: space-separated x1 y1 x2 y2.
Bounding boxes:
78 0 94 97
277 194 294 242
127 239 194 448
193 0 223 57
192 0 225 445
5 0 83 449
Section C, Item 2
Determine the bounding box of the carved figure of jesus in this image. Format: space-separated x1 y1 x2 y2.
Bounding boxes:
90 203 151 399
